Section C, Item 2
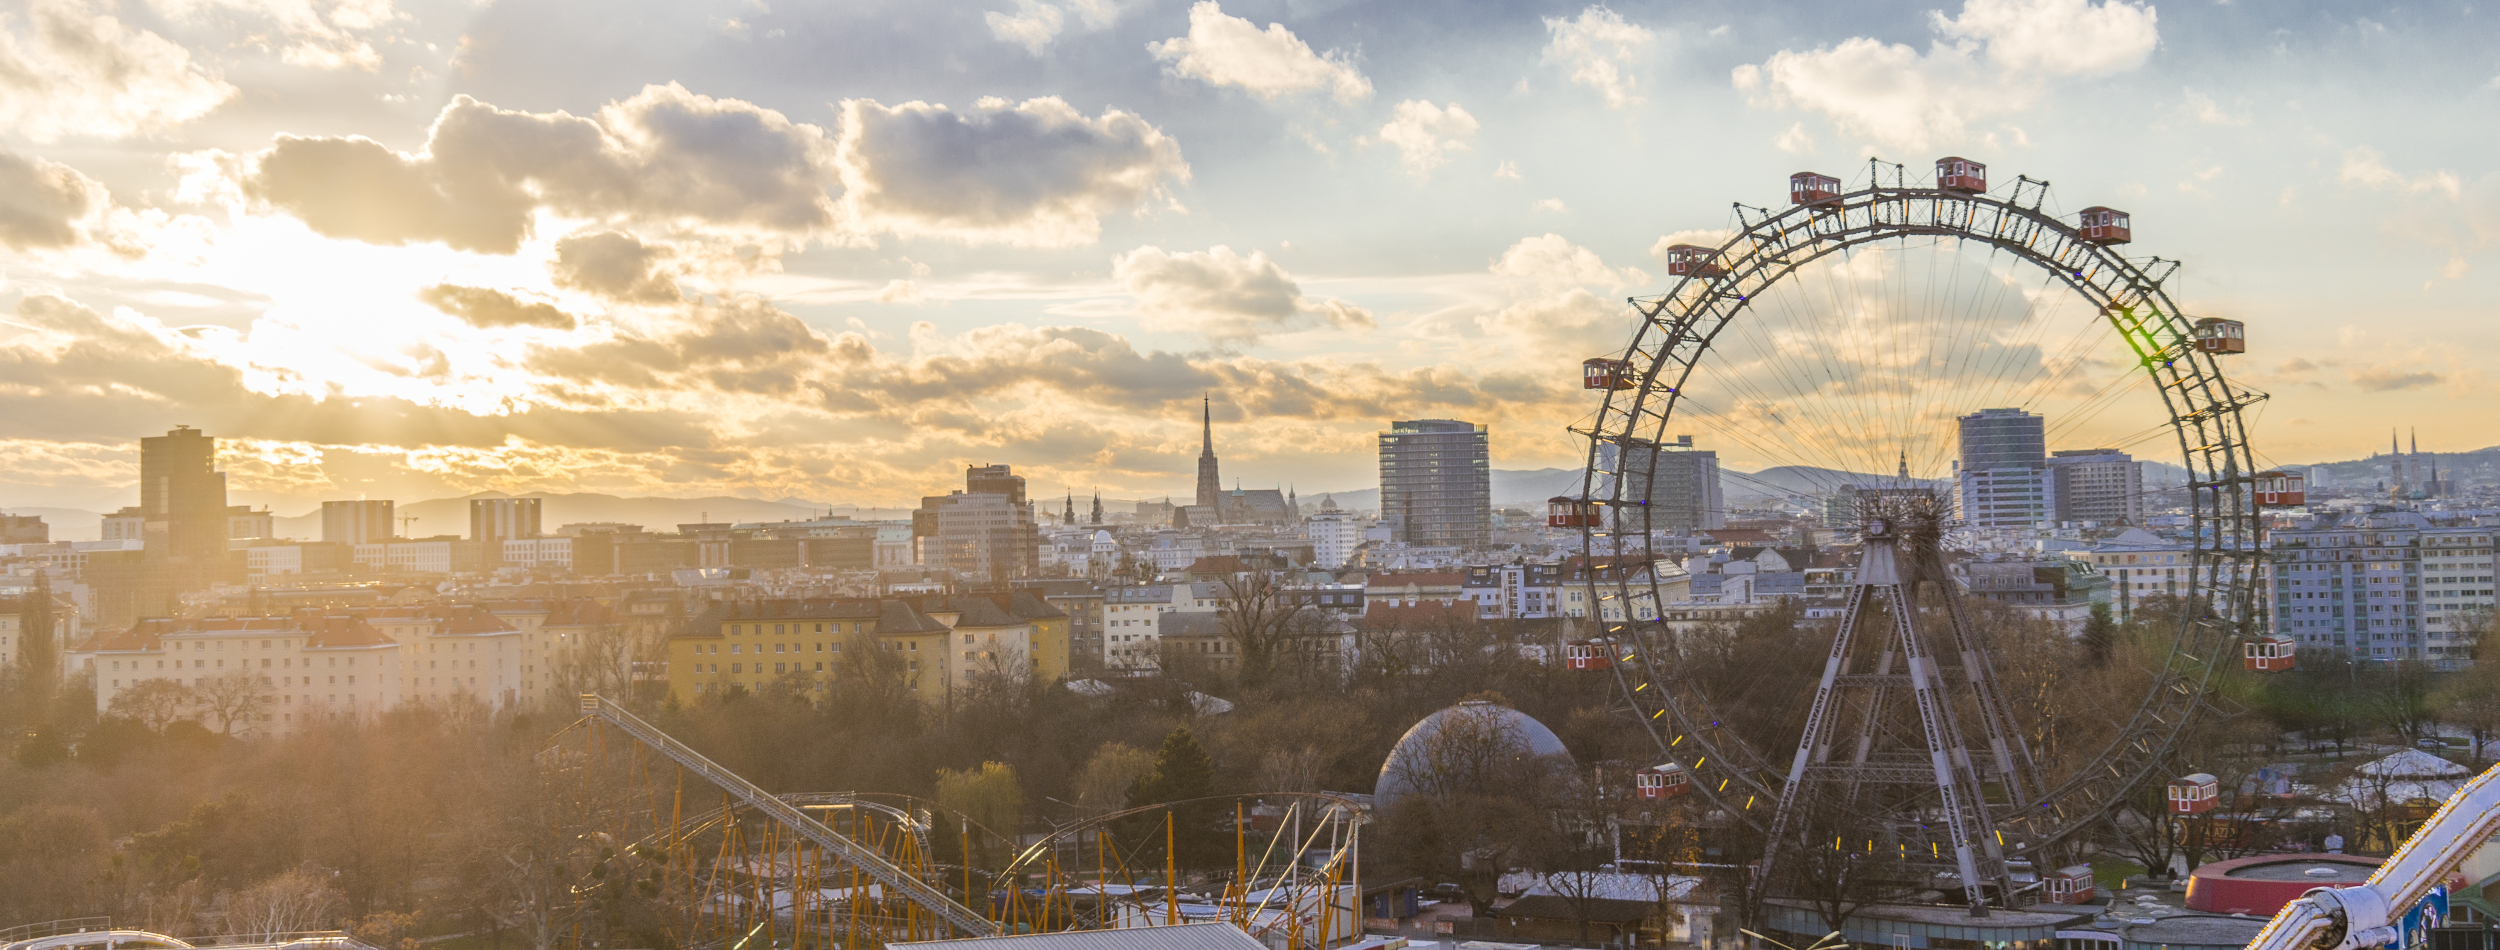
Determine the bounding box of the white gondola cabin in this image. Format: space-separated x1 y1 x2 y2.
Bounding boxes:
1584 357 1636 390
1791 172 1843 205
2244 634 2297 673
2193 317 2246 354
2168 773 2219 815
1635 763 1692 800
2078 206 2132 244
2254 470 2305 508
1549 496 1601 528
1662 244 1725 278
1565 637 1616 670
2042 865 2096 905
1936 156 1987 193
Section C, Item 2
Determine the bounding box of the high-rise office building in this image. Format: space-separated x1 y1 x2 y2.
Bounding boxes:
915 464 1039 582
1379 419 1491 547
2046 449 2143 525
1955 408 2051 528
138 426 232 560
1604 436 1725 532
323 500 397 545
470 497 543 544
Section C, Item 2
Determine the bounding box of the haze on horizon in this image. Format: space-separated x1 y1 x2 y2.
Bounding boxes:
0 0 2491 514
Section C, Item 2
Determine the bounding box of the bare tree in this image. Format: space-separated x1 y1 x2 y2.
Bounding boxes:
193 671 272 735
1218 569 1334 686
108 678 199 731
223 868 339 938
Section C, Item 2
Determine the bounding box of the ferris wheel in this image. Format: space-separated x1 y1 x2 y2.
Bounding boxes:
1566 158 2284 912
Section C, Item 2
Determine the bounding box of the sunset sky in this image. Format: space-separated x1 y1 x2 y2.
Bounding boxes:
0 0 2492 514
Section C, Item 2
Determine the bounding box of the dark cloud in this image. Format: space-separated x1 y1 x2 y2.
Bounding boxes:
531 296 831 395
418 284 579 330
246 84 838 253
1115 244 1374 345
2348 366 2440 392
552 230 680 302
0 149 105 250
838 96 1189 246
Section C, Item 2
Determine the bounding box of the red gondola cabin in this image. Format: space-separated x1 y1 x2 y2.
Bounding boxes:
2168 773 2219 814
1565 637 1616 670
1584 358 1636 390
2254 470 2305 508
1936 157 1987 193
1635 763 1692 800
1549 496 1600 528
2078 206 2132 244
2042 865 2096 905
1662 244 1726 278
2193 317 2246 354
1791 172 1843 205
2244 634 2297 673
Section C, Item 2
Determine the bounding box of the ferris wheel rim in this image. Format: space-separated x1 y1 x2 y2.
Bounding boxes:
1576 170 2268 857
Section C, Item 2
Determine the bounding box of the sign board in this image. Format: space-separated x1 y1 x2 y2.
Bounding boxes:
2397 887 2449 950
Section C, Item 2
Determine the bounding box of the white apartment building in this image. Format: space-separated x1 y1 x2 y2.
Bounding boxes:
91 615 405 732
1099 582 1229 669
1307 505 1362 569
502 537 574 570
2077 527 2196 617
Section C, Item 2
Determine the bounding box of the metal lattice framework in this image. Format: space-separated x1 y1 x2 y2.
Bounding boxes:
1575 164 2269 875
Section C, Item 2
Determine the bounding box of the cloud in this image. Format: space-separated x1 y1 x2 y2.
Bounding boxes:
1148 1 1372 104
530 296 833 397
987 0 1129 52
245 84 839 253
987 0 1065 54
1114 245 1373 345
1647 229 1735 266
150 0 404 70
0 0 236 142
836 96 1189 247
2181 88 2249 126
1374 100 1477 178
1732 0 2156 151
1933 0 2157 77
0 149 108 250
1476 235 1648 363
1532 198 1570 213
2347 365 2440 392
1542 6 1657 109
418 285 579 331
2339 147 2461 200
551 230 683 303
1493 233 1647 290
1494 160 1521 180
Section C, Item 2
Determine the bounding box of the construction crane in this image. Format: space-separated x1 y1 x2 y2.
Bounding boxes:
2246 760 2500 950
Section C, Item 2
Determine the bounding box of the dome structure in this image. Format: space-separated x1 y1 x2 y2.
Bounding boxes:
1373 700 1570 811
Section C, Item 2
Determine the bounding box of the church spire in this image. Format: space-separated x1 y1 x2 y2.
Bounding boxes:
1194 394 1222 516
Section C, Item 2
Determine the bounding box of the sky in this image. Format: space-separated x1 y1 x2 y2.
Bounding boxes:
0 0 2493 515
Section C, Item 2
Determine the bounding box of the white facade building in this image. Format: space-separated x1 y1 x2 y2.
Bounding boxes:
1307 506 1362 569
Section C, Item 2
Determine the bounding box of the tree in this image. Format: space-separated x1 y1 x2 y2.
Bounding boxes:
1217 569 1335 687
1126 728 1225 870
2081 602 2117 666
19 570 55 688
195 670 273 735
2434 613 2498 766
1073 742 1153 814
936 761 1024 872
224 868 340 938
108 678 198 732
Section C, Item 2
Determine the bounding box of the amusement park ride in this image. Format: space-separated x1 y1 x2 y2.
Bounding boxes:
1562 156 2341 921
529 696 1363 950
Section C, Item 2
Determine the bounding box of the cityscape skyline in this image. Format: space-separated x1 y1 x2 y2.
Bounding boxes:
0 0 2492 513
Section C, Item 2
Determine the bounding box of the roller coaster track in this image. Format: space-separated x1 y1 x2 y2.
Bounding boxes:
574 695 1000 938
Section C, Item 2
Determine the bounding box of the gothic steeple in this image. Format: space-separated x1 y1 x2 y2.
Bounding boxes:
1063 491 1076 525
1090 488 1103 525
1194 395 1222 518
